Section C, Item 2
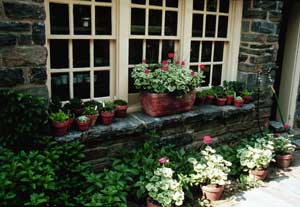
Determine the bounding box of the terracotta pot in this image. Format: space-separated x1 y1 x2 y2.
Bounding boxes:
276 154 293 168
202 184 224 201
73 108 84 116
195 96 206 105
101 111 115 125
206 95 215 105
87 114 98 126
76 121 89 131
68 117 75 130
146 197 162 207
234 99 244 107
250 168 268 180
52 120 69 136
216 98 227 106
140 90 196 117
226 95 234 105
115 105 129 118
243 96 252 104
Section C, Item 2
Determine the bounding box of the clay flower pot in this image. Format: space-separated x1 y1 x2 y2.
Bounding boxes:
250 168 268 180
101 111 115 125
76 121 90 131
234 99 244 107
87 114 98 126
216 98 227 106
276 154 293 168
195 96 206 105
202 184 224 201
243 96 252 104
206 95 215 105
52 120 69 136
226 95 234 105
146 197 162 207
115 105 129 118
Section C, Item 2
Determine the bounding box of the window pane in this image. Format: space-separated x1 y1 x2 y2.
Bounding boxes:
50 40 69 69
202 65 210 86
132 0 146 4
51 73 69 101
201 42 212 62
165 11 177 36
146 40 159 63
96 7 111 35
192 14 203 37
94 71 110 97
73 40 90 68
162 40 175 60
50 3 69 34
214 42 224 61
74 5 91 35
149 0 162 6
205 15 216 37
148 10 162 35
95 0 112 2
129 39 143 64
131 8 145 35
207 0 217 11
212 65 222 86
190 41 200 62
129 68 139 93
94 40 109 67
220 0 229 13
193 0 204 10
166 0 178 7
218 16 228 38
74 72 90 99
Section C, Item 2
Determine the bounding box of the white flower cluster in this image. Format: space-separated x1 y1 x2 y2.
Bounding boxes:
273 135 296 155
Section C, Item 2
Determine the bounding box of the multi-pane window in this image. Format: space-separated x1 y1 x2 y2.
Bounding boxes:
190 0 230 87
128 0 181 99
46 0 115 101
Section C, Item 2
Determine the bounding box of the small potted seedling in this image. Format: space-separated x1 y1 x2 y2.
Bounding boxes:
241 90 252 104
206 89 215 105
100 101 115 125
83 106 99 126
69 98 84 116
62 103 75 130
234 96 244 107
273 134 296 168
214 86 227 106
195 90 207 105
76 115 90 131
114 99 129 118
225 90 235 105
49 111 70 136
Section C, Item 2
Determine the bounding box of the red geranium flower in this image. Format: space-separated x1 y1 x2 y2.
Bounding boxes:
175 60 180 65
283 124 289 129
181 60 186 66
142 59 147 64
159 157 169 165
144 69 150 74
203 135 212 144
161 65 168 71
274 133 281 137
168 53 175 59
199 64 205 70
162 60 168 65
191 71 196 76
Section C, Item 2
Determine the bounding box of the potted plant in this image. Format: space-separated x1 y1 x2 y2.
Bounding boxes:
273 134 296 168
213 86 227 106
131 53 204 116
234 96 244 107
100 101 115 125
114 99 129 118
69 98 84 116
195 90 207 105
238 144 274 180
241 90 252 104
145 158 184 207
49 111 70 136
187 146 232 201
76 115 90 131
83 106 99 126
225 90 235 105
205 89 215 105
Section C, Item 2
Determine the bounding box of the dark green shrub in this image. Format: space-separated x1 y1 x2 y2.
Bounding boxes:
0 90 48 149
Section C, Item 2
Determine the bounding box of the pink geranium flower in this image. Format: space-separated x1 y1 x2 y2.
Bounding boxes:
144 69 150 74
168 53 175 59
199 64 205 70
191 71 196 76
274 133 281 137
162 60 168 65
181 60 186 66
159 157 169 165
283 124 289 129
175 60 180 65
203 135 212 144
161 66 168 71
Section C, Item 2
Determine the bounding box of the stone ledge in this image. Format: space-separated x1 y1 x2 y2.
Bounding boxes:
56 103 255 143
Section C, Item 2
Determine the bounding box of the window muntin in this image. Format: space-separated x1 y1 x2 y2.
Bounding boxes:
190 0 230 87
47 0 115 101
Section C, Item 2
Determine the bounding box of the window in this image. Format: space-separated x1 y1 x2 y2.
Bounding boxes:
46 0 115 101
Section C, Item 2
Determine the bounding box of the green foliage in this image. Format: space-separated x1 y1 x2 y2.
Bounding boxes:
83 106 99 115
0 90 48 149
273 135 296 155
76 115 89 123
212 86 226 98
114 99 128 106
69 98 83 109
49 112 69 123
49 97 63 113
101 101 115 112
238 174 263 190
241 90 252 97
131 60 204 96
196 90 208 98
223 81 245 96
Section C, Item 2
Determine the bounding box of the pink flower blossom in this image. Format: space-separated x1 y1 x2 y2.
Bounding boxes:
283 124 289 129
162 60 168 65
199 64 205 70
168 53 175 59
142 59 147 64
203 135 212 144
181 60 186 66
175 60 180 65
161 65 168 71
191 71 196 76
274 133 281 137
144 69 150 74
159 157 169 165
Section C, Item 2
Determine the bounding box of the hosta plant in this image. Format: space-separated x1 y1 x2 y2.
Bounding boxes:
145 165 184 207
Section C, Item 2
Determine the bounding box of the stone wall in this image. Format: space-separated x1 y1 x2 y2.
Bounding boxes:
0 0 48 97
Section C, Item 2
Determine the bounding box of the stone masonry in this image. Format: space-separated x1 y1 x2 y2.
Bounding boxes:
0 0 48 97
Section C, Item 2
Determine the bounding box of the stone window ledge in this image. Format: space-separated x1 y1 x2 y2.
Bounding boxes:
57 104 255 143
